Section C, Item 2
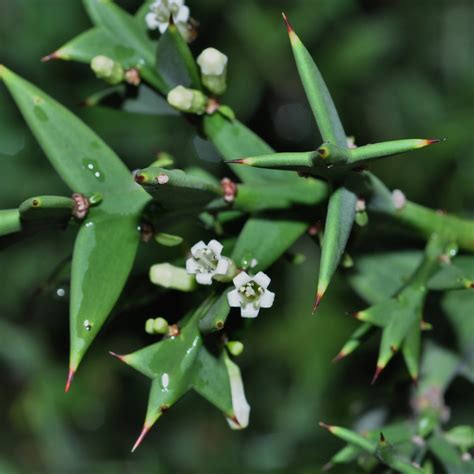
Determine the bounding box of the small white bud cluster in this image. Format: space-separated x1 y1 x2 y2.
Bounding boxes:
167 86 207 115
90 56 124 85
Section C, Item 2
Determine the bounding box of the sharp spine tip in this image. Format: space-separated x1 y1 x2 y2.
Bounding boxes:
371 366 383 385
131 425 150 453
65 368 75 393
332 352 345 363
312 292 324 314
281 12 293 33
109 351 125 362
41 52 59 63
319 421 332 430
424 138 444 146
225 158 246 165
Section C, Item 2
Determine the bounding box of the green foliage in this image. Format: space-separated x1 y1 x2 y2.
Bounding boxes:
0 1 473 472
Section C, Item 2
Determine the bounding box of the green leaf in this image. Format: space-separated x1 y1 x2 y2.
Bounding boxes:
428 434 474 474
19 195 73 222
113 300 249 451
315 186 357 309
402 318 422 381
0 209 21 237
156 20 201 90
235 180 328 212
69 211 142 374
320 422 376 453
0 66 134 195
51 28 141 69
349 251 422 304
283 15 346 147
231 216 307 273
355 298 404 328
444 426 474 451
442 290 474 358
135 166 222 209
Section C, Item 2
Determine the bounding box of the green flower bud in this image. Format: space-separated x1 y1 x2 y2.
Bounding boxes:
197 48 228 95
90 55 125 85
227 341 244 357
145 318 155 335
149 262 196 291
167 85 207 115
153 317 169 335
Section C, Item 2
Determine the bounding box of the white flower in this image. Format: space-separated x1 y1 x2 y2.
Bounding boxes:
146 0 190 34
197 48 228 76
186 240 230 285
227 271 275 318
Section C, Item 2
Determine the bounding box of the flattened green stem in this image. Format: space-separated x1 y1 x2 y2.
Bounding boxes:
283 13 347 147
346 139 442 166
226 151 316 171
0 209 22 237
391 201 474 252
19 195 74 221
315 186 357 311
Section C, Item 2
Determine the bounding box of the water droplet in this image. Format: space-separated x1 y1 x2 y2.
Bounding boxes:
85 221 94 228
84 320 92 331
161 373 170 390
34 106 48 122
82 158 105 182
56 288 66 298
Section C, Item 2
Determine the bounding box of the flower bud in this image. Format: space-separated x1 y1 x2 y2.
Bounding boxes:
167 85 207 115
153 317 169 334
150 262 196 291
197 48 228 95
227 341 244 357
90 55 125 85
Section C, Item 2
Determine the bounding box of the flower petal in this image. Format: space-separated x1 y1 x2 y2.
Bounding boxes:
215 258 229 276
241 304 259 318
158 22 169 34
190 240 206 256
260 290 275 308
145 12 159 30
227 290 241 308
253 271 271 289
196 272 213 285
185 258 199 274
224 355 250 430
233 271 251 288
175 5 190 23
207 239 223 257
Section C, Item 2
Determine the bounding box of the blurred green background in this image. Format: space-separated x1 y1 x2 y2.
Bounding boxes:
0 0 473 472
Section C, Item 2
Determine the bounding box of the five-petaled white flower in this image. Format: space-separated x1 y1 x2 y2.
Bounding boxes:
146 0 190 34
186 240 229 285
227 271 275 318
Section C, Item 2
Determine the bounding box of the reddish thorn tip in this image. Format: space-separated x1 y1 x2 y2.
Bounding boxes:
65 368 75 393
281 12 293 33
351 311 361 319
41 52 59 62
371 366 383 385
131 425 150 453
135 174 145 184
230 415 241 427
108 351 125 362
332 352 346 364
469 282 474 289
412 376 419 387
380 432 386 442
312 292 324 314
426 138 443 145
225 158 246 165
319 421 332 430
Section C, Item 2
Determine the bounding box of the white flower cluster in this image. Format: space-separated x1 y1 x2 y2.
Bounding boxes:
186 240 275 318
146 0 190 35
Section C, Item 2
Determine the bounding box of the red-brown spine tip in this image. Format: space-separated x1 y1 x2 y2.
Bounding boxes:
371 365 384 385
411 376 419 387
332 351 346 364
469 282 474 289
225 158 247 165
41 52 60 63
135 173 146 184
229 415 241 428
312 292 324 314
131 424 150 453
281 12 293 34
108 351 125 362
379 432 386 443
351 311 361 320
65 368 75 393
319 421 333 431
168 13 175 26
